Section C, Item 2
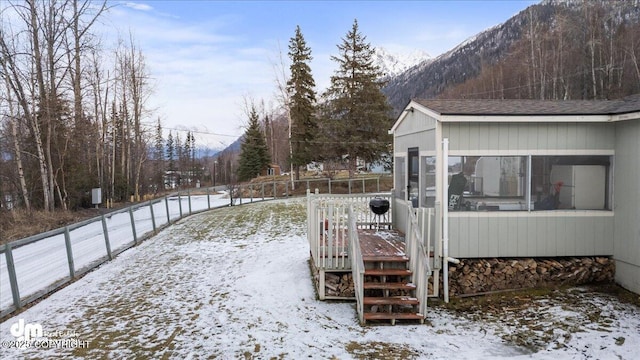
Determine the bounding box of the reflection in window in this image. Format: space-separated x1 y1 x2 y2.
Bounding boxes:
448 156 527 210
532 156 610 210
408 148 419 207
447 155 611 211
395 157 405 200
423 156 436 207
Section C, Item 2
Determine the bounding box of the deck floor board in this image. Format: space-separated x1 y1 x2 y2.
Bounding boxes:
357 229 406 259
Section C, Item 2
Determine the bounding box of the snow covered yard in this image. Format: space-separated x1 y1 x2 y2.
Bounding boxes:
1 198 638 359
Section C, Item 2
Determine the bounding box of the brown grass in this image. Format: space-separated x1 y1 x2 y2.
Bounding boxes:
0 208 106 245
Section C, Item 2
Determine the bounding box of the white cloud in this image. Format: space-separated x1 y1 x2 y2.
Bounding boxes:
123 2 153 12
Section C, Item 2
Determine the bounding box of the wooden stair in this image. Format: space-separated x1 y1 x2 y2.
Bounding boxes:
361 256 424 325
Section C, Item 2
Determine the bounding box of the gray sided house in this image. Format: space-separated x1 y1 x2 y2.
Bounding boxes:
390 96 640 294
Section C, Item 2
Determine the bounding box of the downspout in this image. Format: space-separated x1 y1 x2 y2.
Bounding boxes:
442 138 460 303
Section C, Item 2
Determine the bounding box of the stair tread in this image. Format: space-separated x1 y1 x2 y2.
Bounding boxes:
363 296 419 305
363 255 409 262
363 312 424 320
363 282 416 290
364 269 412 276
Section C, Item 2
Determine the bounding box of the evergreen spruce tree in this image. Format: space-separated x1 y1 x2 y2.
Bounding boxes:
287 25 317 180
166 131 175 171
237 105 271 182
154 118 164 191
321 19 393 176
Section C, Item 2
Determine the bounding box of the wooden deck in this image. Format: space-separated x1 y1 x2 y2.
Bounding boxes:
358 229 407 261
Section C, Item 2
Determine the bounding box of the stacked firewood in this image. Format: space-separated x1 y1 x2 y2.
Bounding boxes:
325 272 355 297
445 257 615 297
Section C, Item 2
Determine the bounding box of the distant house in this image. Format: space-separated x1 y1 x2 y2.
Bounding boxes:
390 95 640 294
261 164 281 177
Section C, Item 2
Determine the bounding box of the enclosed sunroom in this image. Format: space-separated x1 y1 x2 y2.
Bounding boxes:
390 96 640 295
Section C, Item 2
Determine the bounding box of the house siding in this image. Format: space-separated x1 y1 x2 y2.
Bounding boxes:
449 213 614 258
442 122 616 153
613 120 640 294
394 111 437 153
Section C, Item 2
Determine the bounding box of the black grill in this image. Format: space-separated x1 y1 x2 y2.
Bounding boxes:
369 198 390 215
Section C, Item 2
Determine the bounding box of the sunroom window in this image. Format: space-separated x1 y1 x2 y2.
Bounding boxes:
531 155 611 210
447 155 611 211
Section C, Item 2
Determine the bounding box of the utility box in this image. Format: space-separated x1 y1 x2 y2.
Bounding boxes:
91 188 102 207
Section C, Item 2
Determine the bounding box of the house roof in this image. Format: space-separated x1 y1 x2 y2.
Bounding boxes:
412 94 640 116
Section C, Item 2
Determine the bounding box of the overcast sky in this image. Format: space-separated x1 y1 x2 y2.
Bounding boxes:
101 0 538 150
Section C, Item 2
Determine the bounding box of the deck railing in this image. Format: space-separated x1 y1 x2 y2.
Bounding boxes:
404 202 434 317
307 190 393 270
348 206 365 324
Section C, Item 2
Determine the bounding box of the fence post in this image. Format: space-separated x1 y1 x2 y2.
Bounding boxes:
250 184 253 203
178 193 183 218
348 179 352 194
165 196 171 224
101 214 113 260
207 187 211 209
377 177 380 192
328 179 332 194
149 201 157 232
262 183 265 200
129 207 138 244
285 181 289 197
273 182 276 199
362 178 365 193
188 189 192 214
63 226 75 278
4 244 21 310
239 186 243 205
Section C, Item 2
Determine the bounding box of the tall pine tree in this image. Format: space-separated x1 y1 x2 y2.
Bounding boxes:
287 25 317 180
237 105 271 182
321 19 393 177
166 131 175 171
154 118 164 191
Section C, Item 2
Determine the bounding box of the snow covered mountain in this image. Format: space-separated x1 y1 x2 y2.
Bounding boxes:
374 47 431 78
382 0 640 115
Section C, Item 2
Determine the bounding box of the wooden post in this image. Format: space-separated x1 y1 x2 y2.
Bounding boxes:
319 270 326 300
250 184 253 203
285 181 289 197
178 193 183 218
101 214 113 260
4 244 21 310
328 179 332 194
362 178 365 193
63 226 75 278
261 183 265 200
187 189 192 214
207 187 211 209
129 207 138 244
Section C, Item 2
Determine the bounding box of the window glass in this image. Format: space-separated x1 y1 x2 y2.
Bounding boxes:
394 157 405 200
531 156 610 210
449 156 527 211
408 148 419 207
446 155 611 211
423 156 436 207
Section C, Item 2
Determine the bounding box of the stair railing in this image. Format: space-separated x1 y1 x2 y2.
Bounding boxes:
404 202 433 317
348 205 365 325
